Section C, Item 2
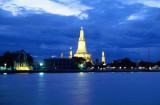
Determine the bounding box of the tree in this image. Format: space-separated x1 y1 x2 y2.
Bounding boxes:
73 57 86 69
3 51 14 68
85 62 93 69
156 61 160 66
27 54 33 67
109 58 136 69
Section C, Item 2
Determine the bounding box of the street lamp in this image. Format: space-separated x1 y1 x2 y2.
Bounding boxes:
4 63 7 70
78 64 84 70
40 63 43 67
40 63 43 71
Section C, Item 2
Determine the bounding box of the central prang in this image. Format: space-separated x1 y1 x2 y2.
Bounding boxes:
74 27 92 62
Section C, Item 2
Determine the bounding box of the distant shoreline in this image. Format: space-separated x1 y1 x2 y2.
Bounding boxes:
1 69 160 73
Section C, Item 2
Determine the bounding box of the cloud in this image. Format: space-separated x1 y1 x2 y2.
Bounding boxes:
126 9 147 20
1 0 160 62
127 15 140 20
0 0 92 19
119 0 160 8
136 0 160 8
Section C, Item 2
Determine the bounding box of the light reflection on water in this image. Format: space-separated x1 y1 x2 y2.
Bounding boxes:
3 73 7 75
37 72 46 104
71 72 91 105
39 72 44 76
0 72 160 105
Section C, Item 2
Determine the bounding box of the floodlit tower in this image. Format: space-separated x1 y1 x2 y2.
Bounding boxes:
61 52 63 58
102 51 106 66
76 27 87 54
74 27 92 62
69 47 72 59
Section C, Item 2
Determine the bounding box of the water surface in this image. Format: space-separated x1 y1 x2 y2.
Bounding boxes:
0 72 160 105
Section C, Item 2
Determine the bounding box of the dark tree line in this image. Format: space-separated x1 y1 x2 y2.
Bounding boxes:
0 51 14 68
109 58 160 69
110 58 136 69
72 57 93 69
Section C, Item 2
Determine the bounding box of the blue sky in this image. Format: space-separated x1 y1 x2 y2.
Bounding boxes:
0 0 160 62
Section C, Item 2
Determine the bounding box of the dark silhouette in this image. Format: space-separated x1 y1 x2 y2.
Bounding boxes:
85 61 93 69
0 50 33 69
137 61 155 69
72 57 86 69
109 58 136 69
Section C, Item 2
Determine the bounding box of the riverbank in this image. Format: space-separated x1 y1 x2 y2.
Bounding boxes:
0 69 160 73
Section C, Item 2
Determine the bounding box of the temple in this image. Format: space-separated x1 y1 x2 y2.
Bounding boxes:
74 27 92 62
61 52 63 58
69 47 72 59
13 50 32 70
102 51 106 66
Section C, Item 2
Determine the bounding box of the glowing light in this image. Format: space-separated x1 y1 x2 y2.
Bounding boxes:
78 64 84 69
112 67 115 69
39 72 44 76
40 63 43 66
3 73 7 75
4 63 7 70
102 51 106 65
69 47 72 59
74 27 92 61
79 72 85 76
16 66 30 70
139 67 145 70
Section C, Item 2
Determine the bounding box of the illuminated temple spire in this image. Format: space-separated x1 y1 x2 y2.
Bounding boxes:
69 47 72 59
102 51 106 66
76 27 87 54
74 27 92 62
61 52 63 58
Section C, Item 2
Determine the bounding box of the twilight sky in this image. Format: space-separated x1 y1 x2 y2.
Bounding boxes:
0 0 160 62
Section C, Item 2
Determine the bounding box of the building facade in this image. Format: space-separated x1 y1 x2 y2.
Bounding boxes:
44 58 76 71
13 50 33 70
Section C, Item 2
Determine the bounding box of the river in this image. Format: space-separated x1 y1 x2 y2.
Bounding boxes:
0 72 160 105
